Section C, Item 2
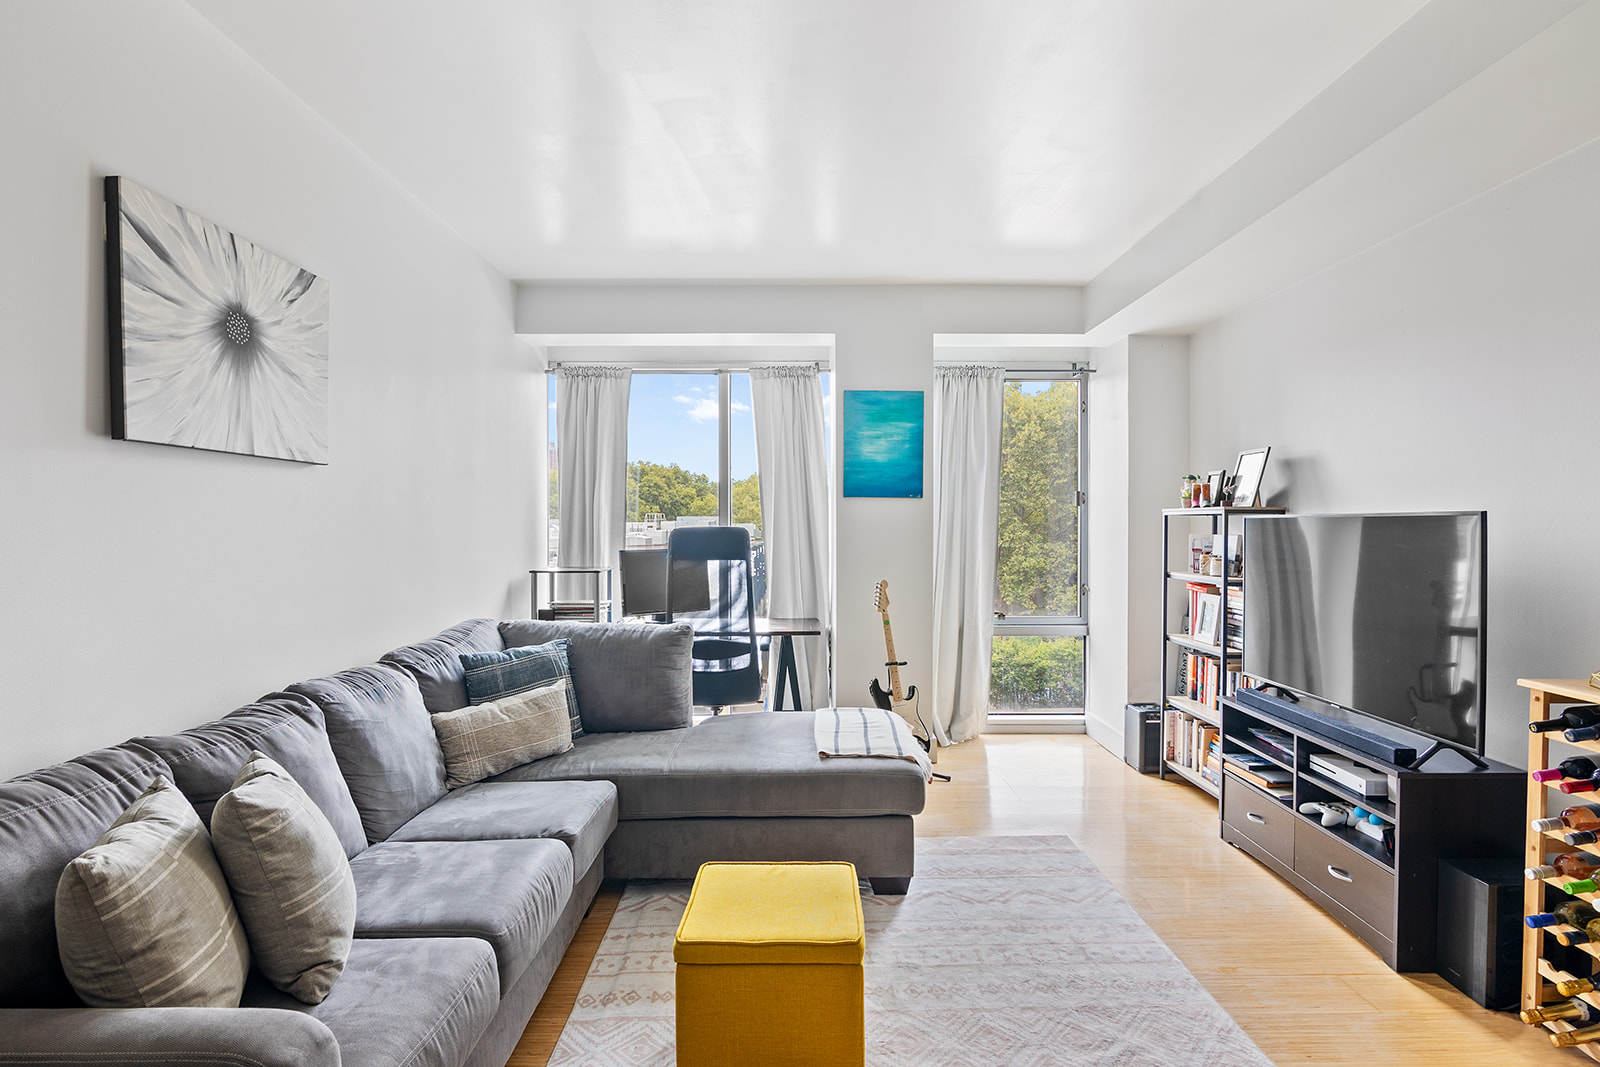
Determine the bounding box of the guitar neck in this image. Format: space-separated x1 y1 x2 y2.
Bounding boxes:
879 612 904 702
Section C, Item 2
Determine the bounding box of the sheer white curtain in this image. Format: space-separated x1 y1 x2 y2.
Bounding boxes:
750 365 831 710
554 366 631 603
930 365 1006 746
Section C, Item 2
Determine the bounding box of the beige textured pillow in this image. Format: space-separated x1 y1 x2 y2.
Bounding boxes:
432 677 573 788
55 775 250 1008
212 752 357 1004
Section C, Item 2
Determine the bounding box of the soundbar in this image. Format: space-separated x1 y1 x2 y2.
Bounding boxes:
1235 687 1418 766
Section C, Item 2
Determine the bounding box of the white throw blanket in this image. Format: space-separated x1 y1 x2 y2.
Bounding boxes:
815 706 933 782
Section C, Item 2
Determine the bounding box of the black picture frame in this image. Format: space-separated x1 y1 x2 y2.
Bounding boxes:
1205 469 1227 507
1231 447 1271 507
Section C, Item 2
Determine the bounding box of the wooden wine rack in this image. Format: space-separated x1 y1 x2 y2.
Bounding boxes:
1522 677 1600 1059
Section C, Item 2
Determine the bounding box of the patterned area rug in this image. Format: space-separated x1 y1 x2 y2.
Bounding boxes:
550 835 1275 1066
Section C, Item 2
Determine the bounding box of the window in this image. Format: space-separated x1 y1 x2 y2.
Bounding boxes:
990 374 1086 716
549 368 830 616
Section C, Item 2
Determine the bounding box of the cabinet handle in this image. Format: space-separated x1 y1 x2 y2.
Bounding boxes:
1246 812 1267 824
1327 865 1354 883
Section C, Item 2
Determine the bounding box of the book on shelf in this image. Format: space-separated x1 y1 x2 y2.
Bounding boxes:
1223 754 1293 795
1201 738 1224 786
1245 726 1295 761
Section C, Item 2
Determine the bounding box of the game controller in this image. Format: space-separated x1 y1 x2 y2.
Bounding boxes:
1299 801 1356 828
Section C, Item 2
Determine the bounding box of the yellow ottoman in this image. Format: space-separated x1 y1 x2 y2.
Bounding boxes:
674 861 865 1067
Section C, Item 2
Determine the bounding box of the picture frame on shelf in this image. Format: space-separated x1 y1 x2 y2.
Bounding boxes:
1204 469 1227 507
1230 447 1271 507
1192 593 1222 645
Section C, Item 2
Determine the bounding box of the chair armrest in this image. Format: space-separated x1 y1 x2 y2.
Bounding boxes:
0 1007 340 1067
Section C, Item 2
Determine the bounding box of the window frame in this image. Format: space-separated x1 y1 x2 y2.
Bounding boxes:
991 368 1088 641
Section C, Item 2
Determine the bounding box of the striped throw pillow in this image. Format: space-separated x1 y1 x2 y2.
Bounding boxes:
460 640 583 738
55 775 250 1008
431 678 574 788
211 752 357 1005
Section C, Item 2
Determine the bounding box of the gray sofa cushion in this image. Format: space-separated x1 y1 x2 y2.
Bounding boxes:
0 742 171 1008
461 640 583 739
348 839 572 995
381 618 504 713
243 936 499 1067
138 693 367 860
499 620 693 732
288 666 446 845
388 780 618 887
491 711 927 820
54 775 251 1009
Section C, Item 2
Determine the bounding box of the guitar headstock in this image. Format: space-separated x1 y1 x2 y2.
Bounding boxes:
874 580 890 614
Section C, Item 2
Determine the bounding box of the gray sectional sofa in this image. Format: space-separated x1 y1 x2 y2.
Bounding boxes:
0 617 925 1067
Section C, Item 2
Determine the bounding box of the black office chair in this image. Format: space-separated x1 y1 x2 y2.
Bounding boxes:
666 526 763 710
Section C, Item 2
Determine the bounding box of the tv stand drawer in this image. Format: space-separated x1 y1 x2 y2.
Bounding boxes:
1221 773 1292 864
1293 819 1395 940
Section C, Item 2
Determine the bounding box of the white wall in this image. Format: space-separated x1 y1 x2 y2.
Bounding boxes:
1188 134 1600 768
516 284 1080 722
0 2 537 778
1085 337 1189 755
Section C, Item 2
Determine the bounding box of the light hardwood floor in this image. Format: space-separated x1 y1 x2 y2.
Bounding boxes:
509 734 1576 1066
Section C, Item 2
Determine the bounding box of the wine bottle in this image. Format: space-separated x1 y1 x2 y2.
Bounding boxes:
1569 879 1600 894
1536 757 1600 782
1552 1022 1600 1047
1527 900 1600 929
1560 779 1600 795
1531 805 1600 834
1559 978 1598 997
1532 706 1600 733
1528 852 1600 881
1568 724 1600 743
1522 997 1600 1025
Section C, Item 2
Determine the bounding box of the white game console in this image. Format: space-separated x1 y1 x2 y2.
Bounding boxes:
1308 753 1389 798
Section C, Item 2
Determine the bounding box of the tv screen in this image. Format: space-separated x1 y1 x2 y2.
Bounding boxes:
1242 512 1486 754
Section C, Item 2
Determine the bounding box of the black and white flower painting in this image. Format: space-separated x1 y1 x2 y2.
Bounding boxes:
106 177 329 464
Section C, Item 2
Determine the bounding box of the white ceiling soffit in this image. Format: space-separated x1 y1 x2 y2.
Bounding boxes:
1084 0 1595 338
188 0 1423 285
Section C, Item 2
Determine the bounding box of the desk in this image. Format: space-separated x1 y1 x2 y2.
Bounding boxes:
756 617 822 712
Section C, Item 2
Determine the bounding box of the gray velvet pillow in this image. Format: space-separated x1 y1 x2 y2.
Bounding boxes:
380 619 504 713
138 693 367 860
432 681 574 789
287 666 446 845
499 620 694 732
212 752 356 1005
55 776 250 1009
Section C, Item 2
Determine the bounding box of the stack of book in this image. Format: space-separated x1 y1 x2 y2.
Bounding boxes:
1164 711 1219 776
1222 752 1292 799
1245 726 1294 764
541 601 598 621
1224 587 1244 645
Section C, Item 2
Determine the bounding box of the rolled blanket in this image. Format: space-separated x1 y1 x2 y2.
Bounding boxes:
815 706 932 782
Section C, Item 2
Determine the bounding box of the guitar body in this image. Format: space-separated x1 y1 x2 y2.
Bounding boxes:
869 678 927 747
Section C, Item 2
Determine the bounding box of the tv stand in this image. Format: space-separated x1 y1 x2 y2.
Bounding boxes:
1218 693 1521 971
1405 740 1490 771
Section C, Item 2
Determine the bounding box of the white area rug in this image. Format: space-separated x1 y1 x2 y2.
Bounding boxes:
551 836 1275 1066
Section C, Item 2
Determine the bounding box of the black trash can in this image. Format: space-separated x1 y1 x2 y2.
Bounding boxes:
1124 702 1161 774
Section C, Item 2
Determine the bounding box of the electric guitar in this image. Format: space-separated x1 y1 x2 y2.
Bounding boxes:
868 580 943 770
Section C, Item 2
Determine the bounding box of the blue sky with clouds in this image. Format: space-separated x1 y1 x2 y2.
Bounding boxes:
549 373 829 482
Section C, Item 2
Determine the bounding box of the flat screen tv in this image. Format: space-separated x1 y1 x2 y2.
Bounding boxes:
1242 511 1486 755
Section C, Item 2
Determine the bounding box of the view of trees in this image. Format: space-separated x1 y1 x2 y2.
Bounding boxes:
549 460 762 531
990 381 1085 712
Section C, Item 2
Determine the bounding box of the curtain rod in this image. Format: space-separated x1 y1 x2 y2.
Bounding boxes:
545 362 829 373
933 361 1096 373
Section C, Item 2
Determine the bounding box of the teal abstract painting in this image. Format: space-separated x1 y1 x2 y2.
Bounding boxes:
842 390 923 498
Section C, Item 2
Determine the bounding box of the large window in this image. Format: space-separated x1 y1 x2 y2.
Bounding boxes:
549 368 830 616
990 375 1086 716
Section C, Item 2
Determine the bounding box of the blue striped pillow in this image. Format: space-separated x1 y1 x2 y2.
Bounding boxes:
459 640 583 739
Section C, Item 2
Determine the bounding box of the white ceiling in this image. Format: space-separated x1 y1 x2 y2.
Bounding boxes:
188 0 1428 284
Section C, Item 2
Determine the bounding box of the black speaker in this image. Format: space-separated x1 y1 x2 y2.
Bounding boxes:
1124 703 1160 774
1436 857 1528 1010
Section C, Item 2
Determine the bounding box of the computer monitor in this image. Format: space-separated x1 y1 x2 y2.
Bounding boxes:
620 548 710 616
